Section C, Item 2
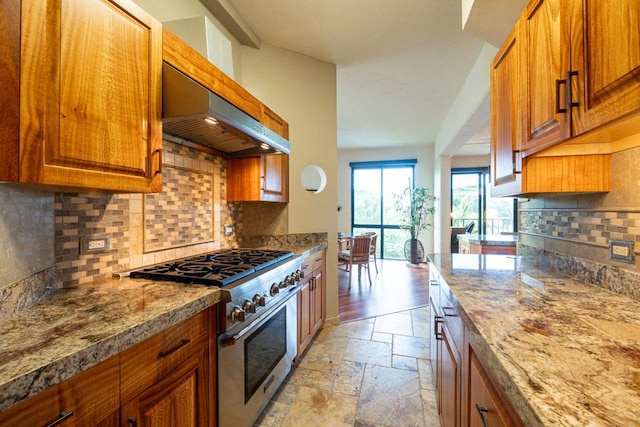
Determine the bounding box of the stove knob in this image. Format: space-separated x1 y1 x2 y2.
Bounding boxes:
253 294 266 307
230 306 246 323
286 275 294 286
278 280 286 289
270 283 280 296
295 269 303 280
242 299 256 313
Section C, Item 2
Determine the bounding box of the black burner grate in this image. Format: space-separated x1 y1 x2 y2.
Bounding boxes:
129 249 294 286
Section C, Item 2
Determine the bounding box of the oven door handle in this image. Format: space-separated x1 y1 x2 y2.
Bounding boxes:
220 288 297 346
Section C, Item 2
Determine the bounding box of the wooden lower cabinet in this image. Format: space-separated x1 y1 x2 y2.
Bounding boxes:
0 356 120 427
430 273 522 427
297 250 326 358
0 308 217 427
120 349 209 427
462 330 519 427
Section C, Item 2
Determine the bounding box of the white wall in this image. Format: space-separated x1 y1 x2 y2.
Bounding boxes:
451 155 490 169
239 44 339 319
337 145 436 254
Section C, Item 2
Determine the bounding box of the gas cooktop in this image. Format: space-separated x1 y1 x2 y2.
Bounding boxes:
129 249 294 286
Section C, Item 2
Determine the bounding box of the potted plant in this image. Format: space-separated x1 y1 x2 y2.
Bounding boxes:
394 186 438 266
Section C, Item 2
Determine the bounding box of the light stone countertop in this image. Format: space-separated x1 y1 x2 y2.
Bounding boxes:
0 241 325 413
428 253 640 427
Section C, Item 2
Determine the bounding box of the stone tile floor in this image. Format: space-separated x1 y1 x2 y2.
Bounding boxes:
255 306 440 426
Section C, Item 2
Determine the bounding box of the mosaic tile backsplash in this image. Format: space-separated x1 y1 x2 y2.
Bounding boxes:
520 209 640 253
54 140 236 287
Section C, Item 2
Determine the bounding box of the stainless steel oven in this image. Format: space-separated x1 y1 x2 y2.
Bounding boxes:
129 248 302 427
217 288 297 427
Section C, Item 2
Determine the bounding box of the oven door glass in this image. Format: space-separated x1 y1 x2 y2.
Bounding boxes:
244 306 287 403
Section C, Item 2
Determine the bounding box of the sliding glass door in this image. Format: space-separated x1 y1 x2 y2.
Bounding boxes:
451 168 516 235
351 160 415 260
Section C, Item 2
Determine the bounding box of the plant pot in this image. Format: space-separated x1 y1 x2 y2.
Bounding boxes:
403 238 424 265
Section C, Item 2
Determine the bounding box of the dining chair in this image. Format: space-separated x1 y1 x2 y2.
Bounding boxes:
338 234 373 287
360 232 378 273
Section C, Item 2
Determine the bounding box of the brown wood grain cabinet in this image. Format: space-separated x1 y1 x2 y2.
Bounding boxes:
489 0 640 196
0 308 216 426
462 329 518 427
520 0 640 157
227 154 289 203
429 267 522 427
0 0 163 193
0 356 120 427
121 309 212 427
297 250 326 358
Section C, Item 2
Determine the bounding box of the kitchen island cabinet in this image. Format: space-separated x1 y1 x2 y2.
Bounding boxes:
428 253 640 426
0 0 163 193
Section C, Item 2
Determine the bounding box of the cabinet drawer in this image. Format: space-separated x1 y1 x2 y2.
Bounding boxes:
121 310 210 403
311 251 325 271
0 356 120 427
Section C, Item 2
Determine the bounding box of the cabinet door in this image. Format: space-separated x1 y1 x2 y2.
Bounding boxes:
20 0 162 192
121 349 209 427
311 266 325 334
520 0 571 155
297 280 312 357
440 324 460 427
571 0 640 135
490 24 523 196
260 103 289 138
262 154 289 202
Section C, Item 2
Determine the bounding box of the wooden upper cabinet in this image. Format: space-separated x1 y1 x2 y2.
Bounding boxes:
519 0 640 157
227 154 289 203
571 0 640 135
5 0 163 192
491 24 522 196
520 0 570 155
260 103 289 138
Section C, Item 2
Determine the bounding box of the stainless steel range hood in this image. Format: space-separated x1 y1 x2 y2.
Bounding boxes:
162 63 290 157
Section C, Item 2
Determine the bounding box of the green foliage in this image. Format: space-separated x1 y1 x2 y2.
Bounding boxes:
393 186 438 239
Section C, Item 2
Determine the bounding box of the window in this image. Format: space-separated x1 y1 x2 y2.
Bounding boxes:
451 168 517 235
350 160 416 260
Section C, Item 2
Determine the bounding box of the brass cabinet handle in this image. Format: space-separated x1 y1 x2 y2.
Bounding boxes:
158 338 190 358
567 70 579 108
45 411 74 427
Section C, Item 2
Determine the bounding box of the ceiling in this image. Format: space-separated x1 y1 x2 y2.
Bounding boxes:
209 0 525 155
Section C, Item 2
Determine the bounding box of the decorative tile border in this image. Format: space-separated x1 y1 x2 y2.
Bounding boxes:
520 209 640 253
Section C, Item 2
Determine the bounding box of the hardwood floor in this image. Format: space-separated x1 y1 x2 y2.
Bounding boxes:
338 258 430 322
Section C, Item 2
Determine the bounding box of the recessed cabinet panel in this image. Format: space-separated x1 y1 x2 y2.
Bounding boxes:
573 0 640 134
16 0 162 192
520 0 570 155
58 0 151 175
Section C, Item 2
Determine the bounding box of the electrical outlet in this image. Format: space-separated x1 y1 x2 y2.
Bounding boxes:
80 236 111 254
224 225 234 236
609 240 634 263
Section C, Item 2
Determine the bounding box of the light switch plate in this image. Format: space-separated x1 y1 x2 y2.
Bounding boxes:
609 240 634 263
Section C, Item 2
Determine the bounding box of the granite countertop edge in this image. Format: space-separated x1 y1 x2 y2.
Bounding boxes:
457 234 517 246
427 253 640 426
